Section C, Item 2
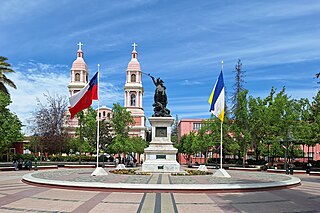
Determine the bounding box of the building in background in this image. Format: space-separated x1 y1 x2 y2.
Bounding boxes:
124 43 146 139
65 43 146 159
178 118 206 164
65 43 89 136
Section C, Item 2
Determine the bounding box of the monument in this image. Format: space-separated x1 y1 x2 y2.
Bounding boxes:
142 75 180 172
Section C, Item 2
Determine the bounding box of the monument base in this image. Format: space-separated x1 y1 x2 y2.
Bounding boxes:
142 160 180 173
213 168 231 178
91 167 108 176
142 117 180 173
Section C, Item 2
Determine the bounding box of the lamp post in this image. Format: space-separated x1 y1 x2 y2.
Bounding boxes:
214 145 218 169
280 131 295 175
34 134 38 171
267 142 271 163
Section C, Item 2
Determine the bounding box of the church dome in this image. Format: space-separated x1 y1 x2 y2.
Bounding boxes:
127 49 141 70
71 49 88 71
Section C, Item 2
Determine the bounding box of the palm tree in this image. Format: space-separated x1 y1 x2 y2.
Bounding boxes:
0 56 16 95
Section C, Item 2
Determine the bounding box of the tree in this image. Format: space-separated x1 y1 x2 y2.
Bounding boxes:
248 95 270 161
292 98 312 162
308 90 320 160
32 93 68 154
195 117 220 164
310 90 320 144
0 92 23 156
99 119 113 152
229 59 250 166
176 132 197 165
231 59 245 113
232 89 250 166
74 108 113 162
171 114 179 145
316 72 320 84
127 136 147 155
0 56 17 96
109 103 134 159
77 108 97 150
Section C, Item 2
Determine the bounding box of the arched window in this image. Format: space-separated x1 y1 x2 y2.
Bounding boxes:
75 73 80 81
131 93 136 106
107 113 110 118
103 111 106 117
131 74 136 82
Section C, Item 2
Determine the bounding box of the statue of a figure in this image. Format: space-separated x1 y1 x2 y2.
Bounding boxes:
148 74 171 117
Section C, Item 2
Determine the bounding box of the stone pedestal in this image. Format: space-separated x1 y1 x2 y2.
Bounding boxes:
142 117 180 173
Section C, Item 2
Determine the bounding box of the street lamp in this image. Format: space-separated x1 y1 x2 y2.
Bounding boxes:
280 131 295 175
33 133 38 171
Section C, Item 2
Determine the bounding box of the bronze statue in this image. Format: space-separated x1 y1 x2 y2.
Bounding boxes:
146 73 171 117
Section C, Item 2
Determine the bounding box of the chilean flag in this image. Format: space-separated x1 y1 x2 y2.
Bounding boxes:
69 72 98 118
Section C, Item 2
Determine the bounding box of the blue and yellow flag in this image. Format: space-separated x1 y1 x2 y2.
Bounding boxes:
208 71 225 122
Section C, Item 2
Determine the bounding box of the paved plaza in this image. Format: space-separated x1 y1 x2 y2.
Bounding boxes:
22 168 299 192
0 169 319 213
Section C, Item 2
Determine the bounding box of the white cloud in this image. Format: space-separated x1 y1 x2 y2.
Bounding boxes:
181 80 202 86
6 60 127 133
97 82 123 107
7 61 70 133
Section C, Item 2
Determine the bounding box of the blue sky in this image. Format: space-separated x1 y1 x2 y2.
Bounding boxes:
1 0 319 132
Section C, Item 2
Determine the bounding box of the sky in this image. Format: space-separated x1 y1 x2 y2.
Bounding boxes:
1 0 320 133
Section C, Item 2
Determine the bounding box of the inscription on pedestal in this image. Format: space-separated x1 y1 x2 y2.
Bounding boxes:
156 155 166 159
155 127 167 137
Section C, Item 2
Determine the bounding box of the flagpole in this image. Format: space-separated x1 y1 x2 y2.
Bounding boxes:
96 64 100 168
220 60 224 170
220 121 223 169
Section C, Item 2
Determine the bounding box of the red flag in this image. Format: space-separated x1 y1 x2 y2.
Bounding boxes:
69 72 98 118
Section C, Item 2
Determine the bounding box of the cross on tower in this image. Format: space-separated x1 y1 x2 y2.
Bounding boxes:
77 42 83 50
132 42 138 51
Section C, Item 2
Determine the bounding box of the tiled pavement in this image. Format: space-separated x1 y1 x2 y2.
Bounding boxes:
0 171 320 213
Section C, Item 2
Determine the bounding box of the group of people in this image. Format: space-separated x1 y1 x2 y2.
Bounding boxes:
13 158 32 171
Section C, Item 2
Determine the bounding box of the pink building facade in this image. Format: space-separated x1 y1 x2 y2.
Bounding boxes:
178 118 206 164
178 118 320 164
300 145 320 161
97 106 112 121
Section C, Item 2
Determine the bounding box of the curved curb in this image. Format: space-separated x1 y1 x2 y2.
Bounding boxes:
22 172 301 193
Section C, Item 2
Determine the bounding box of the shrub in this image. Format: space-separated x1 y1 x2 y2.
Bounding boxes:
47 155 96 162
185 169 212 175
13 154 35 161
246 159 267 165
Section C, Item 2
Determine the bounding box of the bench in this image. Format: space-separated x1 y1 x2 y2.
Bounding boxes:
309 171 320 176
33 165 58 170
229 167 261 171
0 167 15 171
64 165 95 169
267 169 306 174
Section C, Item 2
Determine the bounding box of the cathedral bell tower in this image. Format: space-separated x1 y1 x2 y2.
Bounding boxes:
124 43 146 139
68 42 88 97
66 42 89 136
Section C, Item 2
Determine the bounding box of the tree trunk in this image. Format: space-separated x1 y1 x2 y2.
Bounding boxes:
302 144 305 163
204 150 208 165
242 140 246 167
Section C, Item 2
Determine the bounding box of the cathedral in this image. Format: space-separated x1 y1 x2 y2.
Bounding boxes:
66 42 147 139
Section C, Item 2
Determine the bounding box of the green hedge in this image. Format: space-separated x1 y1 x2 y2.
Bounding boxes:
12 154 35 161
48 155 96 162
